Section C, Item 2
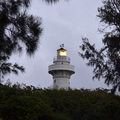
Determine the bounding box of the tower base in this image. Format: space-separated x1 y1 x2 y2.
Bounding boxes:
53 77 70 90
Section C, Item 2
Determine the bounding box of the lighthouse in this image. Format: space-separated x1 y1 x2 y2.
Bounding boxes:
48 45 75 89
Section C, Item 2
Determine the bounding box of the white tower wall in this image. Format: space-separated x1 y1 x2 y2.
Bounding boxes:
53 77 70 89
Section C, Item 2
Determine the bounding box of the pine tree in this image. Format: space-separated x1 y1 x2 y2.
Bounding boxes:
0 0 61 82
79 0 120 94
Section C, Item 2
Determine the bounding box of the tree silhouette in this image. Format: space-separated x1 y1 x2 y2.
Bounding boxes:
79 0 120 94
0 0 63 82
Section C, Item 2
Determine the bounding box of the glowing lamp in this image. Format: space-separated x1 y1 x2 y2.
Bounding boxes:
59 50 67 56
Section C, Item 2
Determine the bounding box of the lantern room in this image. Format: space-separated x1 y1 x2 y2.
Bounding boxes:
57 44 67 57
59 49 67 56
57 48 67 57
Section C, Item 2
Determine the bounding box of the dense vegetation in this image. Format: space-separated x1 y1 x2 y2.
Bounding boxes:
0 83 120 120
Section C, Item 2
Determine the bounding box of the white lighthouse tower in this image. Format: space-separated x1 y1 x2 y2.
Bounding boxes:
48 44 75 89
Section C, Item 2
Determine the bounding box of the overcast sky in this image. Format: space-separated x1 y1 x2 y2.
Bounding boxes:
7 0 112 90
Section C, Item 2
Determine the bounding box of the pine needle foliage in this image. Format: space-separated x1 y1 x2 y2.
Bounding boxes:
79 0 120 94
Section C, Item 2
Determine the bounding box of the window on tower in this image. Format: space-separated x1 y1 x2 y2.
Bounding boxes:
59 50 67 56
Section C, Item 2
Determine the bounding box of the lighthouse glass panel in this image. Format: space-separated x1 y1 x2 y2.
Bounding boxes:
59 50 67 56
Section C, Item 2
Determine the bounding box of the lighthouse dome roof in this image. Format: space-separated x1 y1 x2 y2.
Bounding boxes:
57 48 66 51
